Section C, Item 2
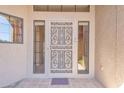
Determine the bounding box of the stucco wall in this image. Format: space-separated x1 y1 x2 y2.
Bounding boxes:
0 5 28 87
95 5 124 88
116 6 124 87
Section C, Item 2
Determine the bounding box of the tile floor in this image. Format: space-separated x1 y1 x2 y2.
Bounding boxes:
5 78 104 88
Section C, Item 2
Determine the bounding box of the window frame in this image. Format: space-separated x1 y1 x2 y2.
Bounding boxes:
0 12 23 44
33 5 90 12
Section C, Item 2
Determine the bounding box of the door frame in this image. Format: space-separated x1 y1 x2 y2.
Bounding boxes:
31 19 94 78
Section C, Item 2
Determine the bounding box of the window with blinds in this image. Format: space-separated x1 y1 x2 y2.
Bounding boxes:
0 12 23 44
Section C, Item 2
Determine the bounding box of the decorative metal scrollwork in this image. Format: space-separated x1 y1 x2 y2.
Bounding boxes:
50 22 73 73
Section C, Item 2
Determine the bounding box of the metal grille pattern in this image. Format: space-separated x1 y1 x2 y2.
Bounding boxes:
50 22 73 73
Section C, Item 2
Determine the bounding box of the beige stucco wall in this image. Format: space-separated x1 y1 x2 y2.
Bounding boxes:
95 5 124 88
0 5 28 87
116 6 124 87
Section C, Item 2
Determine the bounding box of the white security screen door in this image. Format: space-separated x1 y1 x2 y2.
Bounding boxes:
46 20 75 77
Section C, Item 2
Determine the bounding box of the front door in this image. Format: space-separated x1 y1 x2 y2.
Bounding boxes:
46 20 75 77
33 20 90 77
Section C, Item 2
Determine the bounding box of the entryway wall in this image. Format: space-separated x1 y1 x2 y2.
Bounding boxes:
27 5 95 78
0 5 95 87
0 5 28 87
95 5 124 88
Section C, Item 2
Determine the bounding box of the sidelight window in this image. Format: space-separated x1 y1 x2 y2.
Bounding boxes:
78 21 89 74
